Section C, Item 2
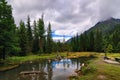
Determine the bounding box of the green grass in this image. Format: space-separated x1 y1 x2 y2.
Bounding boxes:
107 53 120 58
2 52 97 64
77 53 120 80
6 52 67 64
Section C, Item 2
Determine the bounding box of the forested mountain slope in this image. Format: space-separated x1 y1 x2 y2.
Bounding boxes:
69 18 120 53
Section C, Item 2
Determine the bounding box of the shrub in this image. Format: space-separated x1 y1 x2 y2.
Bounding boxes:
82 65 97 75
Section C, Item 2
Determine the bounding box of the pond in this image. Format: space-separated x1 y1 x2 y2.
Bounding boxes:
0 58 87 80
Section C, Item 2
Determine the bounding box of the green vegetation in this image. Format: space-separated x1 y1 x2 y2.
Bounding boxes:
69 53 120 80
0 0 20 60
46 22 53 54
6 52 67 63
70 18 120 53
0 0 69 62
1 0 119 61
18 20 28 56
26 15 33 53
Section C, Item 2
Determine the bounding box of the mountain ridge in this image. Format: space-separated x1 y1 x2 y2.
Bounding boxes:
67 18 120 43
86 18 120 34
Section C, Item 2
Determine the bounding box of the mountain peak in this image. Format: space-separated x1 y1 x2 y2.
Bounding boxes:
87 18 120 34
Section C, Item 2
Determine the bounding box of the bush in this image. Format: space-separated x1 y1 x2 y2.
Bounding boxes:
82 65 97 75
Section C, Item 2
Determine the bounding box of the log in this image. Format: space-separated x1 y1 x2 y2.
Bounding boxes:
19 71 47 75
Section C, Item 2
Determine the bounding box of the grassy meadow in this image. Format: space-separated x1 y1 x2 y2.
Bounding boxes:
68 52 120 80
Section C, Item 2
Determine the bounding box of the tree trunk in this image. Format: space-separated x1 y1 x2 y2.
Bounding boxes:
2 47 6 60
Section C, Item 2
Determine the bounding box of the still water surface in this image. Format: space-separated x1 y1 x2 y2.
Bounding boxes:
0 58 82 80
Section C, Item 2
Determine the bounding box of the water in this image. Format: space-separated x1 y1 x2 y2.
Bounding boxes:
0 58 82 80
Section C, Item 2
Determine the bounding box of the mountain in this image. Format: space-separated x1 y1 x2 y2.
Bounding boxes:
67 18 120 43
68 18 120 52
86 18 120 35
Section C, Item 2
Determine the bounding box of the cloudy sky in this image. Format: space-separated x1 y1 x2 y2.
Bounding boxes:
7 0 120 41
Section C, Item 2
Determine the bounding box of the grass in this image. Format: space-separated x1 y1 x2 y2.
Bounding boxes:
107 53 120 58
67 52 98 58
6 52 97 64
6 52 67 64
76 53 120 80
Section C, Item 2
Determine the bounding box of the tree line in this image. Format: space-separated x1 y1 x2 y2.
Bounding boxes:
1 0 120 61
0 0 68 60
70 24 120 53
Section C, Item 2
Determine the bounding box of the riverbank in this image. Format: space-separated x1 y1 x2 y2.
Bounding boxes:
69 53 120 80
0 52 96 71
1 52 120 78
0 64 19 72
0 52 66 71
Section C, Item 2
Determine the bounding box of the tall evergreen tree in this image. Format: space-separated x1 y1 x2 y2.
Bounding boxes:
71 37 76 52
75 33 80 51
26 15 33 52
94 29 103 52
19 20 28 56
0 0 19 60
32 20 39 53
88 31 95 51
46 22 52 53
112 25 120 52
37 16 45 53
79 33 87 51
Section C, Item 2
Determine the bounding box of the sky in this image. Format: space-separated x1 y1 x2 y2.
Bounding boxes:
7 0 120 41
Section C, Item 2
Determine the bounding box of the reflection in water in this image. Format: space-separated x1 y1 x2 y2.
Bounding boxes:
47 61 53 80
0 58 82 80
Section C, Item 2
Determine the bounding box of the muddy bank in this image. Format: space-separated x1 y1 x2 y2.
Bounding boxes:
0 64 19 72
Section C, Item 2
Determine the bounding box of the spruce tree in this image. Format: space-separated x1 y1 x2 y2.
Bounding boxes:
75 33 80 51
19 20 28 56
79 33 86 51
37 16 45 53
26 15 33 53
71 37 76 52
88 31 95 51
94 29 103 52
112 25 120 52
46 22 52 53
32 20 39 53
0 0 19 59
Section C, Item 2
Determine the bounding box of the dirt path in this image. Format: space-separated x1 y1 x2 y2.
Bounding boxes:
104 59 120 65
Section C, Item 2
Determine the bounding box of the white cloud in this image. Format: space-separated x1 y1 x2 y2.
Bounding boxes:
53 37 71 42
7 0 120 41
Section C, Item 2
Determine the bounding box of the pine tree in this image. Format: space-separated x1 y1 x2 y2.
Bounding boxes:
32 20 39 53
19 20 28 56
26 15 33 53
88 31 95 51
112 25 120 52
94 29 103 52
46 22 52 53
0 0 20 60
84 32 89 51
37 15 45 53
75 33 80 51
79 33 87 51
71 37 76 52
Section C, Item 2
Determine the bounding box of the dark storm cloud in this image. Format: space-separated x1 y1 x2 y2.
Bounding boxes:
7 0 120 38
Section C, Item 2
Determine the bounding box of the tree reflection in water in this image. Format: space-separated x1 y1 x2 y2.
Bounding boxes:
0 58 82 80
19 73 47 80
47 61 53 80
